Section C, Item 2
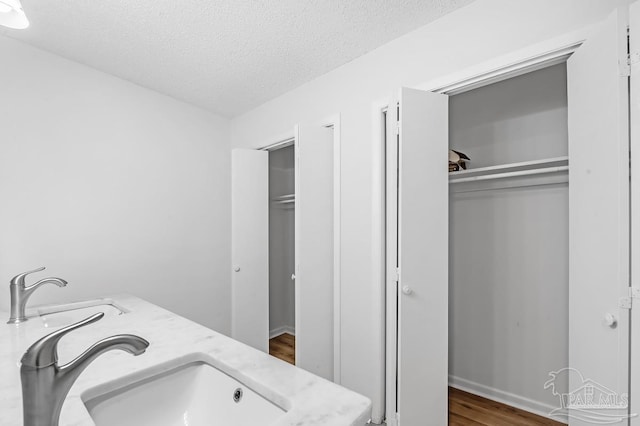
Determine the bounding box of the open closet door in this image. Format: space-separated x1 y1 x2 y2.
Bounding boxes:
231 149 269 352
567 7 630 425
295 123 335 381
392 88 448 425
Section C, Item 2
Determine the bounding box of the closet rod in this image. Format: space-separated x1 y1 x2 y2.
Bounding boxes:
273 194 295 200
260 137 295 152
451 180 567 194
449 166 568 184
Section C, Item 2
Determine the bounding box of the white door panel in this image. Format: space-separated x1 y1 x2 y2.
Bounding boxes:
395 88 449 426
295 123 335 381
231 149 269 352
567 8 630 425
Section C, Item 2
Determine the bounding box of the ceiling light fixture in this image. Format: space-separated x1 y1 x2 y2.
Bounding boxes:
0 0 29 29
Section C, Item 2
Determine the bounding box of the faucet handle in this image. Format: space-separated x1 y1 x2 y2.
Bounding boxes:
10 267 46 286
20 312 105 369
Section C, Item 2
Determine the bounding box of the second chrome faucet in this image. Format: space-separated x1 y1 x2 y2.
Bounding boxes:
7 267 68 324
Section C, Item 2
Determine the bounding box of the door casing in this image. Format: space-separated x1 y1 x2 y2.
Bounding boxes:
232 117 342 383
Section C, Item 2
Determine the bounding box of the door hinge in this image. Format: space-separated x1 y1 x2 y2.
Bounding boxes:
394 267 401 282
395 121 400 136
619 287 640 309
382 412 399 426
619 297 632 309
633 52 640 74
621 52 640 76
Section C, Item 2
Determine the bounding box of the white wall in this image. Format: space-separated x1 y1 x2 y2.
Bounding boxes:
0 37 231 333
230 0 616 415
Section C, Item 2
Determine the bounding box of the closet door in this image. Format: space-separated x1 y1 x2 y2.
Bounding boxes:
567 8 630 425
231 149 269 352
392 88 449 425
295 123 335 381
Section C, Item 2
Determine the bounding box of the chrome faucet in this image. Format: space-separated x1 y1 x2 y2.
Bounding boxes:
7 267 68 324
20 312 149 426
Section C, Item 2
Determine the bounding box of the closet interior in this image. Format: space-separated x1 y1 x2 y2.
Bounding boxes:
448 63 569 414
268 145 296 364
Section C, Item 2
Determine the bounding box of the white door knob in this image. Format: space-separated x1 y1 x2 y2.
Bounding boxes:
402 285 413 295
233 266 241 272
604 313 617 328
291 274 296 280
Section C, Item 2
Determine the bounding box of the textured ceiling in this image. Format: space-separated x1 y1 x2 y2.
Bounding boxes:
2 0 473 117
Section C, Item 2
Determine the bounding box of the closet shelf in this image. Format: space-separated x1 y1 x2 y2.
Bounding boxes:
449 156 568 184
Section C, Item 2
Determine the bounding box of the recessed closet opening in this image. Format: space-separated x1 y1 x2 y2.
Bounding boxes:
448 62 569 421
268 144 296 365
234 121 339 380
385 13 630 425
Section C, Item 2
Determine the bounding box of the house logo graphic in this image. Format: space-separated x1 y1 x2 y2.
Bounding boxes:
544 368 636 424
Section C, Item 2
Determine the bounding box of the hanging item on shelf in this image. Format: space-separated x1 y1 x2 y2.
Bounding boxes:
449 149 470 172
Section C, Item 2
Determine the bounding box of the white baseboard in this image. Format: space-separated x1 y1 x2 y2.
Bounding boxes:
449 375 566 424
269 326 295 339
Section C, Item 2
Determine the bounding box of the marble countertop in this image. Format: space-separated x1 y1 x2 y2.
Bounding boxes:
0 294 371 425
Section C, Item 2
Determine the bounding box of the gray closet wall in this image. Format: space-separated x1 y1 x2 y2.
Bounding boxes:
269 146 295 336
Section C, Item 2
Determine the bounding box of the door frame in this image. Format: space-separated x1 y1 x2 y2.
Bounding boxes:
256 118 342 384
372 29 636 425
320 114 343 384
371 101 391 425
630 1 640 425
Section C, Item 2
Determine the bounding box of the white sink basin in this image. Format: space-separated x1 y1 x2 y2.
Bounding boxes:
83 359 286 426
37 299 126 328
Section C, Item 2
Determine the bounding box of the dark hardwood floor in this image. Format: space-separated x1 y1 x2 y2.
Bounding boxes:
268 334 564 425
269 333 295 365
449 387 563 426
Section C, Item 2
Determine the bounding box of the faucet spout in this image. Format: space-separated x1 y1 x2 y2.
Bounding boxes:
25 277 68 291
60 334 149 377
